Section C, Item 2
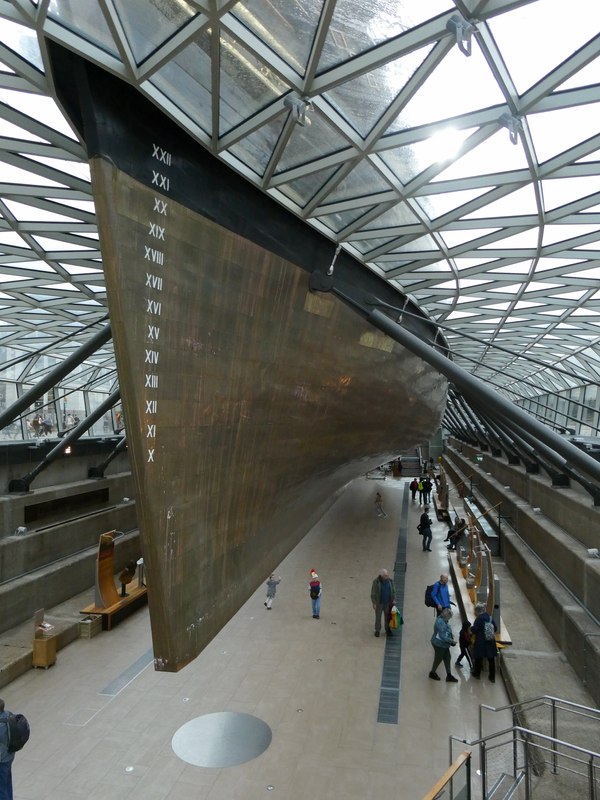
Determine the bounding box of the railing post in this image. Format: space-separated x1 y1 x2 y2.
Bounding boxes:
524 740 531 800
480 740 487 799
551 698 558 774
466 752 472 800
589 755 597 800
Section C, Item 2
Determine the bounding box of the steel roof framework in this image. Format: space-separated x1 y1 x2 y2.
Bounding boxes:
0 0 598 404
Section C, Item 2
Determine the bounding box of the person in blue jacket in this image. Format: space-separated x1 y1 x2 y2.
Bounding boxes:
431 573 451 616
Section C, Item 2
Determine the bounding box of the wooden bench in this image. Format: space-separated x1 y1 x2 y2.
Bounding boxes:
80 584 148 631
448 552 511 646
433 493 451 523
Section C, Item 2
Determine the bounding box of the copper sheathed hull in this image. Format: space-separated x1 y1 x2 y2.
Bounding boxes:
92 158 446 670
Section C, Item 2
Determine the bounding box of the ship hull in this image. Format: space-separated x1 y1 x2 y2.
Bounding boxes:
50 45 447 670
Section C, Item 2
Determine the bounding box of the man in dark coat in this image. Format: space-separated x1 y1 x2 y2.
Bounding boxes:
419 507 433 552
470 602 498 682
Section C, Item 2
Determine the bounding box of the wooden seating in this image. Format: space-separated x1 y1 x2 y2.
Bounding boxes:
80 584 147 631
448 552 511 646
80 530 147 630
433 493 451 523
463 497 501 556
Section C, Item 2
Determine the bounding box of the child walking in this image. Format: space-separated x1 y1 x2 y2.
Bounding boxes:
264 574 281 609
455 619 473 669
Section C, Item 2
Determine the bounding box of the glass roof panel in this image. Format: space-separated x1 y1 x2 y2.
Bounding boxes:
324 45 434 137
0 89 77 138
3 199 83 222
488 0 600 95
559 55 600 91
529 103 600 164
542 176 600 211
0 115 45 141
275 112 349 172
228 114 287 176
318 0 450 72
231 0 321 77
387 43 505 133
113 0 200 64
149 32 212 135
381 127 478 183
319 206 375 233
364 204 420 229
352 236 395 254
481 229 540 249
418 188 490 219
277 166 340 207
47 0 120 58
433 130 529 183
440 229 500 248
388 233 437 253
220 31 289 135
0 18 43 71
2 1 600 402
326 160 392 202
1 162 66 187
463 185 539 217
543 225 600 246
31 236 95 251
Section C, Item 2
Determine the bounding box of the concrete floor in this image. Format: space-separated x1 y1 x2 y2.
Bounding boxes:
4 475 597 799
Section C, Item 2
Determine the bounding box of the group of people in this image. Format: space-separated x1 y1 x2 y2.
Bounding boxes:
27 414 53 437
428 572 498 683
264 566 396 636
262 568 322 619
409 476 433 504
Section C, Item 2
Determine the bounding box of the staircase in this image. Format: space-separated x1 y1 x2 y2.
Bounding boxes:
398 452 422 477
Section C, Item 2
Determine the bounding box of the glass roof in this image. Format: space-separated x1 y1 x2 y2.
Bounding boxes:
0 0 600 402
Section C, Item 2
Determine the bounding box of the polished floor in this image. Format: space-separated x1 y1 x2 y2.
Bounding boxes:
9 476 513 799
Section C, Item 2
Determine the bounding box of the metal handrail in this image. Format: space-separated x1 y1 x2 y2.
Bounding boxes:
479 695 600 743
456 724 600 759
451 722 600 799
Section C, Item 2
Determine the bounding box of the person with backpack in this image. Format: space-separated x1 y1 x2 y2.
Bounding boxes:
417 478 425 505
0 697 20 800
470 602 498 682
430 573 451 613
409 478 418 501
309 569 322 619
371 568 395 637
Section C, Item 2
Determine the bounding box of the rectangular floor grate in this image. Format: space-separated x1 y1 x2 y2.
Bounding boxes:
377 483 408 724
99 647 154 696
